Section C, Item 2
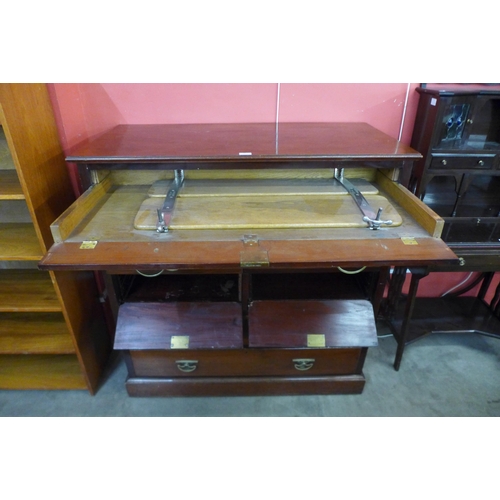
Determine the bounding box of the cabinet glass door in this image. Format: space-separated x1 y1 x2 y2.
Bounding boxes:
422 174 500 218
466 96 500 150
434 97 475 150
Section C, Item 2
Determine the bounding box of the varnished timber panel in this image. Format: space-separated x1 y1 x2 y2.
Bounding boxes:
0 354 87 390
128 348 365 377
0 312 74 354
0 270 61 312
248 299 378 348
147 177 379 197
66 122 421 163
134 194 403 230
0 224 43 260
115 302 243 350
40 237 458 272
125 375 366 397
0 84 112 393
51 270 111 394
0 171 24 199
0 85 75 253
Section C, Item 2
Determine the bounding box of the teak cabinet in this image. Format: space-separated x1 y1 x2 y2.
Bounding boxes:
0 84 111 392
39 122 458 396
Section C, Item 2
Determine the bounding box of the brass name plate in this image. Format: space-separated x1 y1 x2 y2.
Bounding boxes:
171 335 190 349
80 240 98 249
307 334 326 348
240 248 270 267
240 234 270 267
401 237 418 245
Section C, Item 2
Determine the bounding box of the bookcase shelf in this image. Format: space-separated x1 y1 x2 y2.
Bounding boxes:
0 312 75 354
0 224 43 260
0 270 61 312
0 84 111 393
0 354 86 390
0 171 24 200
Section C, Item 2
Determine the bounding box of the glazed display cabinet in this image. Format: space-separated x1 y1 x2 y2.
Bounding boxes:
409 85 500 249
385 84 500 370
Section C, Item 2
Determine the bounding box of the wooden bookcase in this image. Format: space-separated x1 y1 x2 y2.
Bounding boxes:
0 84 111 392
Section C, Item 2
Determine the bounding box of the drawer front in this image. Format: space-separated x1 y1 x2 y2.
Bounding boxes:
128 347 365 377
430 155 496 170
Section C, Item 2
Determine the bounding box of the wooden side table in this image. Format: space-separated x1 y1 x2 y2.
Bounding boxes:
383 252 500 370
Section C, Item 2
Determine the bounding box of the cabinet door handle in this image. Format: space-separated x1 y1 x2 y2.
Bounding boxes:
477 160 484 166
175 360 198 372
441 159 447 166
293 358 315 371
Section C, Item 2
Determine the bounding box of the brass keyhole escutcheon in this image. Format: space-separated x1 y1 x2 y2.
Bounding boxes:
175 360 198 372
293 358 315 371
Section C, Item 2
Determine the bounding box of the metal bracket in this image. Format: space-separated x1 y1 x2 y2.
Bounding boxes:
240 234 269 267
362 208 394 230
334 168 393 230
156 169 185 233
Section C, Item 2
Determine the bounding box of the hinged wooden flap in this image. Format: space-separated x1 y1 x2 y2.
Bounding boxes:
114 302 243 350
248 299 378 348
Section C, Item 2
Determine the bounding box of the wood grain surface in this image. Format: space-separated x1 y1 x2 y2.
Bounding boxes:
66 122 421 162
128 348 365 377
248 299 378 347
115 301 243 349
134 194 402 230
147 177 379 197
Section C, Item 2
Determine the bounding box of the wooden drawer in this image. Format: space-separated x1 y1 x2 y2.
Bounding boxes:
119 298 375 377
128 346 366 377
40 169 455 271
429 154 496 170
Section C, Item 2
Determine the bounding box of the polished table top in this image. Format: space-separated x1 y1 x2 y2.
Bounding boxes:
67 122 421 164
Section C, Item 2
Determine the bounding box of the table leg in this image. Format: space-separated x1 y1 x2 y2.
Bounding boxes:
393 267 429 371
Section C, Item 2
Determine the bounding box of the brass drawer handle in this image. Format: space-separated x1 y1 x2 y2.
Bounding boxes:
293 358 315 371
175 360 198 372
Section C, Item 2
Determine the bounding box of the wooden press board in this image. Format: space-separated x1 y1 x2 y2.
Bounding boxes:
134 178 403 230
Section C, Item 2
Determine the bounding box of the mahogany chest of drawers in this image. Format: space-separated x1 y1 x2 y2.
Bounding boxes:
39 122 457 396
